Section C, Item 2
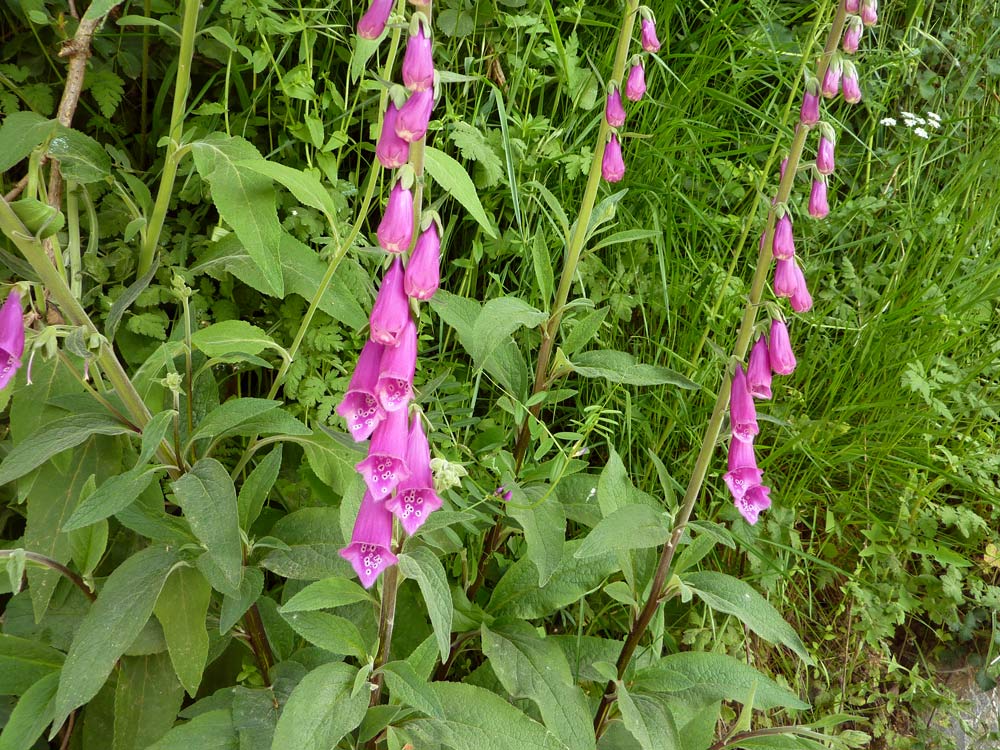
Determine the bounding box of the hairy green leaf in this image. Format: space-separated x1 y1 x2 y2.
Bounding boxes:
399 548 453 661
270 663 368 750
154 566 211 697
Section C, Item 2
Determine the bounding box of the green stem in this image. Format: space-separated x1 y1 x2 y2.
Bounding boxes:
0 200 175 470
138 0 200 275
66 181 82 298
466 0 639 605
0 549 96 602
592 2 847 737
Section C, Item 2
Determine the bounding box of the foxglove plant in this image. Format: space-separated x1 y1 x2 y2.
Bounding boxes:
336 339 386 441
396 88 434 142
605 86 626 127
746 334 772 399
375 317 417 412
639 8 661 52
370 258 410 346
401 15 434 92
339 491 399 589
386 415 443 534
842 60 862 103
376 102 410 169
404 217 441 300
355 406 411 500
602 133 626 182
809 173 830 218
377 180 415 253
358 0 393 40
625 59 646 101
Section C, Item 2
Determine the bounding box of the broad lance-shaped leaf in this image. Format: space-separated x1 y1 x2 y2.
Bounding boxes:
402 682 569 750
112 652 186 750
63 467 158 531
398 548 453 661
633 651 810 710
191 320 283 359
423 146 498 238
469 297 547 366
507 494 564 587
280 610 366 659
0 413 132 485
238 445 283 531
278 576 372 613
191 133 283 296
574 504 670 558
682 571 814 665
146 709 237 750
53 545 180 733
617 681 681 750
0 635 64 695
154 566 212 697
171 460 243 594
568 349 698 389
187 398 281 444
0 672 59 750
482 622 595 750
235 160 341 227
270 662 368 750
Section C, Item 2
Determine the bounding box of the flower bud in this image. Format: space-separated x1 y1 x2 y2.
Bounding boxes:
772 213 796 261
358 0 393 39
402 20 434 91
800 79 821 125
843 16 863 53
861 0 877 26
768 319 797 374
845 0 860 11
809 176 829 219
625 63 646 101
816 134 836 175
376 103 410 169
842 61 862 103
605 87 626 128
746 335 772 399
602 133 625 183
370 258 410 346
729 365 759 443
821 58 842 98
377 182 414 253
790 263 813 313
773 258 799 298
640 17 661 53
395 89 434 143
404 224 441 300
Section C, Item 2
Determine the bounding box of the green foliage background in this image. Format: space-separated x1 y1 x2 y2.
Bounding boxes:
1 0 999 747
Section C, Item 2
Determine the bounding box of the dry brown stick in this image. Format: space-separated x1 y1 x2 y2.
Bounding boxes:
3 174 29 202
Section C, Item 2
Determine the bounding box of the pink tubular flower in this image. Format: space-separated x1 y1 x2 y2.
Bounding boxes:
356 407 411 500
602 134 625 183
843 17 863 54
386 416 443 535
358 0 393 40
625 63 646 102
336 339 386 441
376 103 410 169
340 491 398 588
861 0 877 26
772 214 795 261
640 17 661 53
0 291 24 391
800 83 821 126
845 0 860 11
402 21 434 91
842 61 862 104
747 335 772 399
377 182 414 253
404 224 441 300
605 87 626 128
395 89 434 143
729 365 759 443
809 177 829 219
821 58 842 99
370 259 410 347
736 484 771 525
724 438 764 502
790 263 813 313
768 319 797 375
816 134 835 175
773 258 799 299
376 317 416 412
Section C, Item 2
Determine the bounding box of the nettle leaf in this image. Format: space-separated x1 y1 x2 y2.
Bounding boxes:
401 682 569 750
617 682 681 750
633 651 810 711
171 459 243 594
568 350 698 389
53 545 180 732
682 572 814 665
423 146 498 237
154 566 212 697
191 133 283 296
398 547 453 661
271 662 368 750
482 622 595 750
0 413 132 485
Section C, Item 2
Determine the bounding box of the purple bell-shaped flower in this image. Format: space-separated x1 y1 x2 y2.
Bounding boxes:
386 416 443 535
0 291 24 391
339 491 398 588
377 182 415 254
370 258 410 347
768 319 797 375
358 0 393 40
723 438 764 502
404 223 441 300
729 365 759 443
605 87 626 128
736 484 771 525
355 407 411 500
396 89 434 143
602 133 625 183
335 339 386 441
376 102 410 169
625 62 646 102
376 317 416 413
402 19 434 92
746 334 772 399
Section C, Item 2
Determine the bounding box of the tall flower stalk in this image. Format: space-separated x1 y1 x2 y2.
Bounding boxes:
592 0 865 736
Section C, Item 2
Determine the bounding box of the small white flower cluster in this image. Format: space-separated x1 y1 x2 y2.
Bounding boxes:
880 110 941 139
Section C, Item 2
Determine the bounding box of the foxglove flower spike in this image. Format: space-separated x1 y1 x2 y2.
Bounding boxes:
387 416 443 534
356 407 411 500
